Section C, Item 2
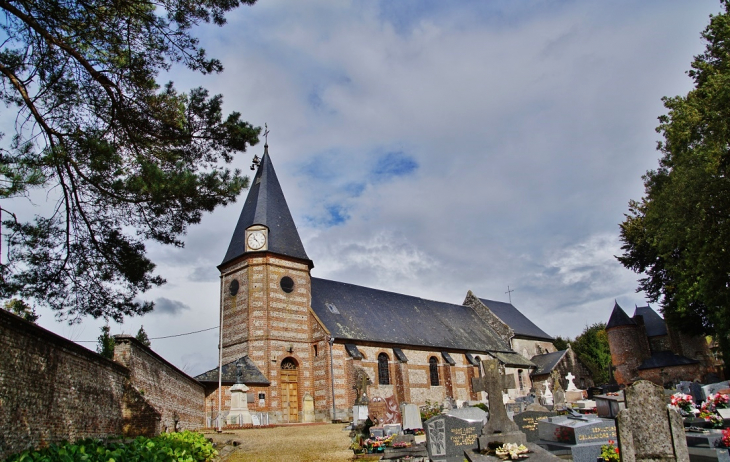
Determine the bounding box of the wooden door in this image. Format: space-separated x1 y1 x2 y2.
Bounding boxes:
280 360 299 422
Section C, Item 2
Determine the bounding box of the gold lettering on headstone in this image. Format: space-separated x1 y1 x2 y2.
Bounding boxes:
518 416 549 431
449 427 478 446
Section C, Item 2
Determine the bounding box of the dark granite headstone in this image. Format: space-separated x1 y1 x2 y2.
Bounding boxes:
425 414 482 462
514 410 557 442
538 415 616 444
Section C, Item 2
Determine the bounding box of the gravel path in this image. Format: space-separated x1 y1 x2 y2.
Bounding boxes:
204 424 379 462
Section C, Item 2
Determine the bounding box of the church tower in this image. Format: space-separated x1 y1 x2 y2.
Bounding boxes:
218 144 328 423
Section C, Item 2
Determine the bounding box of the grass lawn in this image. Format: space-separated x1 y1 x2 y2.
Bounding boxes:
206 424 381 462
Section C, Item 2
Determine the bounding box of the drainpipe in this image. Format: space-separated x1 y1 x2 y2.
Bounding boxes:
329 336 336 421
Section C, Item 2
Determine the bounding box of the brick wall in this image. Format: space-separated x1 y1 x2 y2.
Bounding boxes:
113 336 205 433
0 310 207 459
0 310 127 459
607 324 651 384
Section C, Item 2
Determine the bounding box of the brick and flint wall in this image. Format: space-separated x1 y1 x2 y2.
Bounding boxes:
0 310 206 459
113 336 205 433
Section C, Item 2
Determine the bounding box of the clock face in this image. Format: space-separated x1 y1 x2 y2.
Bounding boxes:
247 231 266 250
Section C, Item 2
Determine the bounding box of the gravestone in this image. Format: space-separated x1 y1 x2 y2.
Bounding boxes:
514 410 557 442
353 404 369 425
446 406 488 425
616 380 689 462
425 414 482 462
543 382 554 406
703 381 730 401
553 388 566 408
472 359 527 448
566 372 578 391
551 369 564 393
401 403 423 430
538 414 616 462
526 402 550 412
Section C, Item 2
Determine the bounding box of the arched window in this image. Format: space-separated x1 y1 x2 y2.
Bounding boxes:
429 357 440 386
378 353 390 385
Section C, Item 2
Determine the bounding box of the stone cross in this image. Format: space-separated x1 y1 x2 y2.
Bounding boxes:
565 372 578 391
550 369 563 393
474 359 526 449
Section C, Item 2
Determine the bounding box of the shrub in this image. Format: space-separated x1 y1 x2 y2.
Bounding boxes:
3 431 217 462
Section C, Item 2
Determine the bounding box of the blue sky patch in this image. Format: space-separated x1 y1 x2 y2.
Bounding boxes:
372 151 418 182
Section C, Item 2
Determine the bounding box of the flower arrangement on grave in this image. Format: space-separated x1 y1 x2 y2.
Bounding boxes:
702 393 730 413
720 428 730 448
554 426 576 444
670 392 695 413
363 435 395 453
599 440 620 462
699 410 724 428
392 440 412 448
494 443 530 460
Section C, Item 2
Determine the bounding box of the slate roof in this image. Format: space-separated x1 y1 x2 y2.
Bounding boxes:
478 298 553 341
194 356 270 385
606 302 635 329
220 146 310 267
637 351 698 370
633 305 668 337
311 277 513 353
490 351 536 368
530 350 567 376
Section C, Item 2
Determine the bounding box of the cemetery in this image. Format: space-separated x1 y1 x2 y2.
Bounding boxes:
337 357 730 462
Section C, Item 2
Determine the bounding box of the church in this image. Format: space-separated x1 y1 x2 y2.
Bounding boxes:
194 145 563 424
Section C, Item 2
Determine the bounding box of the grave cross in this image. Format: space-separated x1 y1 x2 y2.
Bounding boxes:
471 366 515 393
474 359 526 448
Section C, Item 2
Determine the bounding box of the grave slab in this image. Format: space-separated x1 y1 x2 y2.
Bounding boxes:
401 403 423 430
446 406 488 424
464 442 561 462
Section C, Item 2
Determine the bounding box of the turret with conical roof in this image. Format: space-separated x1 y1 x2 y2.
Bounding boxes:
220 145 311 268
605 301 651 384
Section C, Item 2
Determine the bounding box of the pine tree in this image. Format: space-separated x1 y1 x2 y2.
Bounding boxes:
135 325 151 347
97 325 115 360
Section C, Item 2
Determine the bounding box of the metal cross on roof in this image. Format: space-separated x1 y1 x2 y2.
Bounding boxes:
263 123 269 145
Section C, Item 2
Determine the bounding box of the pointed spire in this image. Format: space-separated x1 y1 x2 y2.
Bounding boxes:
606 301 635 330
220 145 311 267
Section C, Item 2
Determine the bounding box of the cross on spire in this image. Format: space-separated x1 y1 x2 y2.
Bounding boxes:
263 123 270 145
505 285 515 303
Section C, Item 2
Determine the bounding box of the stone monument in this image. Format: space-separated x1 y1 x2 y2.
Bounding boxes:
471 359 527 448
352 367 370 425
616 380 689 462
228 358 253 425
303 393 315 423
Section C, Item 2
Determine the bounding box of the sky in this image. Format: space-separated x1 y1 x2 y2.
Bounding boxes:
3 0 724 376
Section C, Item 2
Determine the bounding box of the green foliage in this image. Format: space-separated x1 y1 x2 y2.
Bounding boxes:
553 336 570 351
136 325 151 347
3 298 38 323
472 402 489 414
0 0 260 323
571 323 612 385
618 0 730 367
2 431 217 462
97 325 115 360
419 400 442 421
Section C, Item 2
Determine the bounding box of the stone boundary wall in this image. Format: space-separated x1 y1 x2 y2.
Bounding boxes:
113 336 205 433
0 309 128 459
0 310 206 459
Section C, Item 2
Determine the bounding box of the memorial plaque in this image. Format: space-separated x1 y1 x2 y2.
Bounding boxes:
425 414 482 462
514 410 556 442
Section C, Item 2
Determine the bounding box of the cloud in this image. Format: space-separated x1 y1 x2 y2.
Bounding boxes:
152 297 191 315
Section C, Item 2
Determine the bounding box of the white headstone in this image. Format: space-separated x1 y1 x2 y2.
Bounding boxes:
543 382 554 406
402 403 423 430
565 372 578 391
